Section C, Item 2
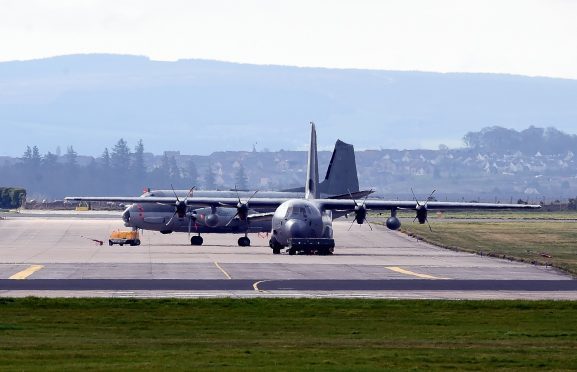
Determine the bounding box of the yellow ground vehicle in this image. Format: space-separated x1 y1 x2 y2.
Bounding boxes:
109 230 140 246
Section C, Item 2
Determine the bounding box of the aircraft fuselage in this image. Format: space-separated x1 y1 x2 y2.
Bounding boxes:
123 203 270 234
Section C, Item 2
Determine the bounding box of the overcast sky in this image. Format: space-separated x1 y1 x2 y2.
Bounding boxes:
1 0 576 79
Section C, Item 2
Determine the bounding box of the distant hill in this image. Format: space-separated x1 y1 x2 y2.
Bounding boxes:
2 54 577 156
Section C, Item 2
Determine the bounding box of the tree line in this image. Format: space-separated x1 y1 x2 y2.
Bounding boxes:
464 126 577 155
0 139 249 200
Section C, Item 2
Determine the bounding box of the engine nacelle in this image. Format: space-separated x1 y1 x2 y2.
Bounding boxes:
386 216 401 230
175 200 187 218
416 205 428 224
237 202 249 221
354 205 367 225
205 213 219 227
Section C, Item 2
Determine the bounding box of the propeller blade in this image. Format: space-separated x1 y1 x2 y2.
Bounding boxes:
411 187 420 207
365 218 373 231
171 184 180 202
424 189 436 207
226 212 239 227
233 184 241 203
348 218 356 231
184 186 195 202
347 189 359 207
247 190 259 203
166 211 177 226
362 188 373 203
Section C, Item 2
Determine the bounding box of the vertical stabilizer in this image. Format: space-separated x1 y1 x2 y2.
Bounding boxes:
319 140 360 195
305 122 320 200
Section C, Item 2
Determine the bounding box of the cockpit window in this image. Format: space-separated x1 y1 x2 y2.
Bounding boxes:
286 205 308 219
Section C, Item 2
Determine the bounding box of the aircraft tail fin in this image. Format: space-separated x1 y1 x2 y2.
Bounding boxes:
305 122 319 200
318 139 360 196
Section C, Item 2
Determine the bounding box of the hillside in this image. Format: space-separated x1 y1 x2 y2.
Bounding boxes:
2 54 577 156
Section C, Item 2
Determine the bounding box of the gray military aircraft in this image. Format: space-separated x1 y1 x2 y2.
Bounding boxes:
68 138 371 247
67 122 541 255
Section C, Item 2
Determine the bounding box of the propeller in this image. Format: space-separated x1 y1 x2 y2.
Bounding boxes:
166 185 195 226
347 189 373 231
411 188 436 232
226 186 259 227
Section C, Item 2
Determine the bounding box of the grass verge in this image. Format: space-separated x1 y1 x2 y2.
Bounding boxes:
1 298 577 370
401 221 577 276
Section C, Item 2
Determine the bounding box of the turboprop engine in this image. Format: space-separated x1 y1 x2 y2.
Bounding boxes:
205 212 219 227
385 209 401 230
386 216 401 230
415 204 428 224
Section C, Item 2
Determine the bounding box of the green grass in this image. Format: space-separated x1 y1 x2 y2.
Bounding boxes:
1 298 577 370
401 221 577 275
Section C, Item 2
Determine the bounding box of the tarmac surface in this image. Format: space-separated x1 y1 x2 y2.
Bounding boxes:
0 211 575 299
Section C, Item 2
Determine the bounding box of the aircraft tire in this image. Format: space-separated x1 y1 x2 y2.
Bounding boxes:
238 237 251 247
289 248 296 255
272 247 281 254
191 236 204 246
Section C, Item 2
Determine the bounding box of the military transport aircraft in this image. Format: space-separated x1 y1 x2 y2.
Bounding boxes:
67 122 540 255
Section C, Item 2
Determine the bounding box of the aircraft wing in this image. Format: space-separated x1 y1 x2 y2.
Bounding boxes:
66 196 540 212
315 199 541 211
65 196 288 209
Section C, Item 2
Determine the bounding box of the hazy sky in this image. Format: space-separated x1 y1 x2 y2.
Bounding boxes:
1 0 577 79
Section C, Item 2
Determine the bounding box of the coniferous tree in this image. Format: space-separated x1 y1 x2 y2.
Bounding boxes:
132 139 146 178
43 152 58 169
22 146 32 163
65 146 78 170
101 148 111 170
111 139 131 171
31 146 41 169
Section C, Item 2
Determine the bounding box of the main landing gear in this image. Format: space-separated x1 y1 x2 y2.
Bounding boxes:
190 235 204 246
238 234 251 247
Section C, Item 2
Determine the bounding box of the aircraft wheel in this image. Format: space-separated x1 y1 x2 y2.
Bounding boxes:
238 237 251 247
272 247 281 254
108 241 113 246
191 236 204 246
289 248 296 256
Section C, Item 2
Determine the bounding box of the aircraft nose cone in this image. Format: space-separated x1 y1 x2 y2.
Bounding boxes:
285 219 308 238
122 209 131 224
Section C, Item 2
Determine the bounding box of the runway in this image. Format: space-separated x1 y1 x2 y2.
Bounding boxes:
0 213 575 299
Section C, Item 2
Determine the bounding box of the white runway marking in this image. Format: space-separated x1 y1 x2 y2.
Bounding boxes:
214 261 232 279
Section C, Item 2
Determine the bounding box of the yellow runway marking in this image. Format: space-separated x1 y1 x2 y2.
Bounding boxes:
214 262 232 280
385 266 449 280
9 265 44 280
